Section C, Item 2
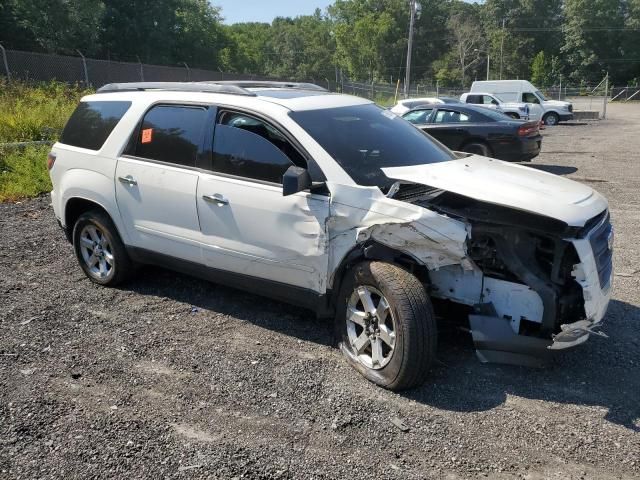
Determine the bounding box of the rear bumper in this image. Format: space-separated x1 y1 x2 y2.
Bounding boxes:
494 135 542 162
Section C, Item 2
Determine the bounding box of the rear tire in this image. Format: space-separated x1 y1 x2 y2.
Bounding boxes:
335 261 436 391
462 141 492 157
72 210 134 286
543 112 559 126
506 112 520 119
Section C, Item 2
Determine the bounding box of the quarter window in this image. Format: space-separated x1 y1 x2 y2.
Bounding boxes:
133 105 207 167
211 112 298 184
60 101 131 150
433 110 471 123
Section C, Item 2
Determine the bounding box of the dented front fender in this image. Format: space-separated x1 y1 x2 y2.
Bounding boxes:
326 182 470 288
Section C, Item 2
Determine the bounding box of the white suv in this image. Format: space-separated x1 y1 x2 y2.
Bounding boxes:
49 81 613 390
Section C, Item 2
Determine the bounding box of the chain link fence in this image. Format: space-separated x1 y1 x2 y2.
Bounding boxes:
0 48 287 87
1 47 638 117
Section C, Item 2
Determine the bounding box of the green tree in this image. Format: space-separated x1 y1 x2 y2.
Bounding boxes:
99 0 226 68
265 10 335 81
0 0 104 55
329 0 407 82
531 50 548 84
482 0 563 81
221 22 272 74
562 0 626 83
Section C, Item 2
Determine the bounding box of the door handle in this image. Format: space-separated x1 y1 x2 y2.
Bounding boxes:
202 194 229 206
118 175 137 186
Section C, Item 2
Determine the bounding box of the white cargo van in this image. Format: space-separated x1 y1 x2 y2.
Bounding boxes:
471 80 573 125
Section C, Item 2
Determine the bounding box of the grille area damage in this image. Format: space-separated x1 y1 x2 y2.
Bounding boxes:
327 175 612 366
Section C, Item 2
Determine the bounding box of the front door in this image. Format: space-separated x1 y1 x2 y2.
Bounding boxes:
196 111 330 293
115 104 209 263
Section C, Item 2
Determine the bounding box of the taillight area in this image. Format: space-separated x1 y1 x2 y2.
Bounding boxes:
47 151 57 170
518 123 539 137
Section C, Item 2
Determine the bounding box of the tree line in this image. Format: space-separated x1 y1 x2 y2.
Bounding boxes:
1 0 639 87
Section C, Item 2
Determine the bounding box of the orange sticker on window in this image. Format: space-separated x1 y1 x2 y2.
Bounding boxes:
141 128 153 144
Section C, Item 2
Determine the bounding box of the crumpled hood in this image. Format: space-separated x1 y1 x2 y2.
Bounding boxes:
382 155 608 227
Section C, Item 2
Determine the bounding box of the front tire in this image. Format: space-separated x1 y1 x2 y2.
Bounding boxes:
543 112 559 126
506 112 520 119
72 210 133 286
335 261 436 391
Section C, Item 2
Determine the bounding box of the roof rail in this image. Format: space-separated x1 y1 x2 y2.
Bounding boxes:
96 82 256 96
209 80 328 92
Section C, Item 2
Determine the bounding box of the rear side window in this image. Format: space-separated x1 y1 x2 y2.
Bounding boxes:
466 95 481 104
434 110 471 123
60 101 131 150
211 112 295 184
133 105 207 167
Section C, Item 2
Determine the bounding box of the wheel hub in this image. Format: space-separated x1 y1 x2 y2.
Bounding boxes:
79 224 114 280
346 286 397 370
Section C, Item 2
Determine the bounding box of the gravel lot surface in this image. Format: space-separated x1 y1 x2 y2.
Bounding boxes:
1 103 639 479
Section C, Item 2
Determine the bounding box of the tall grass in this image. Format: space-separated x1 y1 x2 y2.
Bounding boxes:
0 80 92 201
0 145 52 201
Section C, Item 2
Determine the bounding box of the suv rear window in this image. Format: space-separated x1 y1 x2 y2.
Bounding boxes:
60 101 131 150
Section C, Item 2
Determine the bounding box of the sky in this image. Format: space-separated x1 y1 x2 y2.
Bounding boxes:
213 0 334 24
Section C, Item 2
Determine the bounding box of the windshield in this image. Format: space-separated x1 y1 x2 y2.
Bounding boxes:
535 90 547 101
289 104 455 190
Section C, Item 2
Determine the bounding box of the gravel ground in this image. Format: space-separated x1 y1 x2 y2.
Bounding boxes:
1 103 639 479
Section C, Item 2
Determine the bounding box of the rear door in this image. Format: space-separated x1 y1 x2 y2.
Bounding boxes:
421 108 473 149
196 110 330 293
115 104 209 263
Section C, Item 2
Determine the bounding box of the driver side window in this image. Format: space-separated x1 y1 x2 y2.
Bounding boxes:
522 92 540 104
211 112 304 184
483 95 499 105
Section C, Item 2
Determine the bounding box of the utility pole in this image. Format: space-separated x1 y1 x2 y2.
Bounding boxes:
499 18 505 80
404 0 416 98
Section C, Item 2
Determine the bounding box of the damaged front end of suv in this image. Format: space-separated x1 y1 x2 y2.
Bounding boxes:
327 155 613 367
381 157 613 365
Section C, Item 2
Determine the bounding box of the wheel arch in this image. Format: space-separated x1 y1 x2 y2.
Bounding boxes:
63 196 127 245
327 241 432 315
460 137 494 156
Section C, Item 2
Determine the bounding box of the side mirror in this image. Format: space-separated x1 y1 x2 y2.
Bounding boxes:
283 165 311 196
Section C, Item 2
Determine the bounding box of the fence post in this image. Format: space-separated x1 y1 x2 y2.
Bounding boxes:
558 75 562 100
0 43 11 82
135 56 144 81
75 50 89 86
183 62 191 81
602 73 608 120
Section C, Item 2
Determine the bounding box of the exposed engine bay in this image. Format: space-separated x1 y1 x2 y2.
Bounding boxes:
385 181 613 365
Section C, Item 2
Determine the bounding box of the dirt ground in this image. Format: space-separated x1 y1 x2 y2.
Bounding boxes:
1 103 639 479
